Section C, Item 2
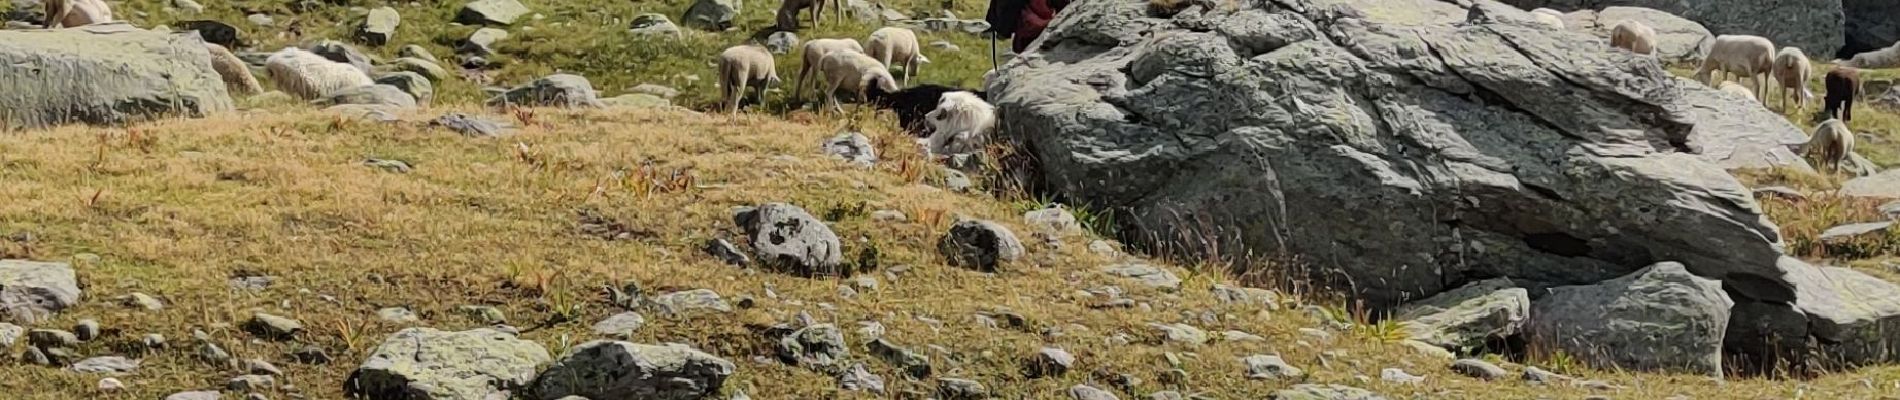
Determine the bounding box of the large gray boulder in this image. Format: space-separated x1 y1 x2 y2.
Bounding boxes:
992 0 1805 312
1730 259 1900 370
358 6 401 46
1559 7 1714 64
1843 0 1900 56
0 23 234 129
1524 262 1732 375
347 328 551 400
486 74 604 108
530 341 735 400
0 260 81 324
1391 278 1529 351
734 203 845 276
1670 77 1812 172
1499 0 1845 58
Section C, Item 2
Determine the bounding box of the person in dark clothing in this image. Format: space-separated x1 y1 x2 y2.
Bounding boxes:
1824 66 1862 122
1012 0 1070 53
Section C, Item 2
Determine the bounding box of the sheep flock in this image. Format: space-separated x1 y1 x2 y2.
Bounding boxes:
12 1 1893 175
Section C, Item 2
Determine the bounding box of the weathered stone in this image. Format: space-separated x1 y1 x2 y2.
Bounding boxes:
1211 285 1280 309
1380 368 1424 385
97 377 126 391
530 341 734 400
0 323 20 347
1391 278 1529 351
178 20 243 48
591 312 646 339
348 328 550 400
393 58 451 83
166 391 223 400
1242 354 1302 380
735 203 846 276
1269 384 1387 400
375 72 434 105
766 31 800 55
309 40 375 75
431 113 509 137
1525 263 1731 375
487 74 603 108
364 158 414 174
1024 206 1083 235
462 28 510 56
28 328 78 348
868 338 932 378
822 131 878 167
69 356 139 374
938 220 1025 272
1070 384 1120 400
649 289 733 317
602 94 671 109
1150 323 1208 345
630 13 683 36
1449 358 1509 380
316 85 418 109
937 378 988 400
838 363 886 393
1842 170 1900 199
73 319 99 341
0 23 235 129
458 0 529 25
1819 221 1894 244
681 0 742 30
1500 0 1844 57
358 7 400 45
245 313 304 340
228 374 276 391
777 324 848 371
1557 7 1713 63
120 292 165 311
1104 263 1182 291
704 238 750 266
1025 347 1074 377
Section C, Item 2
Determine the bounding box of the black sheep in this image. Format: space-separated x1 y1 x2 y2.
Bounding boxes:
866 84 988 137
1824 66 1861 122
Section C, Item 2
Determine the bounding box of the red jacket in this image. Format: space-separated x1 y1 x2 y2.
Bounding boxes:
1013 0 1068 53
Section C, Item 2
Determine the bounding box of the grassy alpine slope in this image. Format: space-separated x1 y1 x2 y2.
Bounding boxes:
5 0 1900 398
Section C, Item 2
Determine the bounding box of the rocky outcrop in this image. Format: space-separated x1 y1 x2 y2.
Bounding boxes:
1843 0 1900 56
1557 7 1713 64
1498 0 1845 58
530 341 735 400
347 328 550 399
0 260 82 324
992 0 1801 310
1525 263 1732 375
0 23 235 129
1730 260 1900 371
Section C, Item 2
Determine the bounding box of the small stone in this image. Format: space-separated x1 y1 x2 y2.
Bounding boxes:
456 305 508 324
458 0 530 25
1151 323 1208 345
938 378 989 400
166 391 223 400
649 289 733 317
0 323 20 347
141 334 168 351
121 292 166 310
70 356 140 374
939 220 1026 272
246 358 284 376
198 341 233 364
21 347 50 365
245 313 304 340
1242 355 1302 380
358 6 400 45
1221 330 1265 342
399 45 437 62
229 275 274 291
98 377 126 391
29 328 79 348
822 131 878 167
73 320 100 341
871 210 908 222
1023 206 1082 235
1071 384 1120 400
292 344 333 364
248 13 274 26
940 168 973 192
1026 347 1075 378
377 307 420 324
1104 263 1182 291
1270 385 1385 400
374 72 434 105
229 374 277 391
778 324 849 371
0 260 81 323
869 338 932 378
705 238 750 266
591 312 646 339
838 362 887 393
462 27 510 55
930 40 960 52
1523 366 1572 385
1381 368 1424 385
765 31 800 55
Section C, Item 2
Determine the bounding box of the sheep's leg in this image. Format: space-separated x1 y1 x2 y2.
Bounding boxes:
754 78 768 113
905 56 916 87
824 79 845 116
731 66 751 115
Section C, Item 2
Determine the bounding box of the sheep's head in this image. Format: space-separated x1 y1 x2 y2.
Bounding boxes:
868 73 900 94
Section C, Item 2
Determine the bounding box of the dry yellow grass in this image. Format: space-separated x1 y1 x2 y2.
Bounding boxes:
1 106 1899 399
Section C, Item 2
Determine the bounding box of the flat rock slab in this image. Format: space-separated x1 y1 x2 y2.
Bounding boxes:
0 23 234 129
0 260 81 323
1841 170 1900 198
1392 278 1529 351
348 327 550 400
530 341 734 400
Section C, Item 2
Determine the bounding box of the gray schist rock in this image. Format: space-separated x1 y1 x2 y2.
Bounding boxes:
358 7 400 45
0 23 234 129
990 0 1818 347
1268 384 1388 400
777 324 848 371
309 40 375 75
822 131 878 167
393 58 451 83
530 341 734 400
1841 170 1900 199
458 0 529 25
591 312 646 339
682 0 742 31
648 289 733 317
1390 278 1529 351
735 204 845 276
69 356 139 374
1729 259 1900 372
766 31 800 55
487 74 604 108
1499 0 1844 57
375 72 434 105
347 328 550 400
0 260 81 323
1556 7 1713 64
1103 263 1183 292
1844 0 1900 56
1525 262 1731 375
938 220 1025 272
631 13 683 36
316 85 419 109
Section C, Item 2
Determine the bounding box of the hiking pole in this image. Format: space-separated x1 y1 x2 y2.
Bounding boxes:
989 32 1000 72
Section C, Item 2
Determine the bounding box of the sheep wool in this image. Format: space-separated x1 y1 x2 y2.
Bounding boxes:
923 91 999 157
265 47 375 100
717 43 781 115
42 0 113 28
205 43 264 96
1825 66 1862 122
1718 81 1756 102
796 38 864 101
1770 47 1813 112
1695 35 1775 106
1804 119 1855 173
866 27 926 86
818 50 900 115
1609 20 1656 56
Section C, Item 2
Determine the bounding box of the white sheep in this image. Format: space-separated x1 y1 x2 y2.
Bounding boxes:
1718 81 1756 102
1609 20 1656 56
1770 46 1814 112
1802 119 1855 173
41 0 112 28
795 38 864 102
1695 35 1776 106
264 47 374 100
866 27 928 87
1529 8 1564 29
921 91 999 157
817 50 900 116
717 43 781 115
204 43 264 96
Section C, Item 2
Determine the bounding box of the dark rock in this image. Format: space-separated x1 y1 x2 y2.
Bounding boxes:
777 324 848 372
177 20 244 48
316 85 418 109
530 341 734 400
937 220 1025 272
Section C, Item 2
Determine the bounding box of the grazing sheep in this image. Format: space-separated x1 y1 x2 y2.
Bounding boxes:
264 47 374 100
1770 47 1814 112
866 27 928 87
922 91 999 157
204 43 264 96
717 43 782 115
1802 119 1855 173
775 0 824 31
795 38 864 102
1824 66 1862 122
1695 35 1776 105
1529 8 1564 29
41 0 112 28
817 50 900 115
866 84 988 136
1718 81 1756 101
1609 20 1656 56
